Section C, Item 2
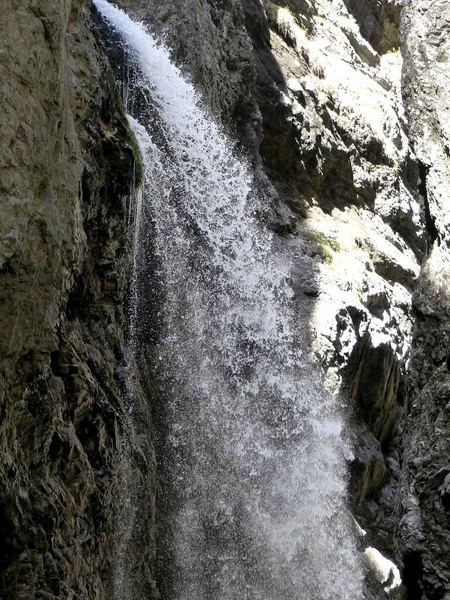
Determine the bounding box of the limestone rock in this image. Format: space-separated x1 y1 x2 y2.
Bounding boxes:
343 0 402 54
93 0 426 596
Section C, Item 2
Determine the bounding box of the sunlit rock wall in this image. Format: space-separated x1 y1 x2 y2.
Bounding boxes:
0 1 156 597
395 1 450 597
2 0 450 598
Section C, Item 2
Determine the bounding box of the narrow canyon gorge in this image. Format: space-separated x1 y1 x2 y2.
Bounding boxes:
1 0 450 598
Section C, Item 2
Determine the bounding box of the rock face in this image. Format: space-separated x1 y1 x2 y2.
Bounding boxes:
0 1 156 598
2 0 450 598
394 1 450 597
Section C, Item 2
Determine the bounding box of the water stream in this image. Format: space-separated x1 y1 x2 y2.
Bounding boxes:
94 1 364 598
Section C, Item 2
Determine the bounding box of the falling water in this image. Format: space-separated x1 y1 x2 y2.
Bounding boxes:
94 1 364 598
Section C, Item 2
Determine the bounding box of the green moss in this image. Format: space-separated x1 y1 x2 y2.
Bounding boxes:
105 362 114 380
265 2 303 49
103 362 127 416
131 144 145 188
305 230 341 264
103 69 145 188
110 386 127 416
280 5 296 20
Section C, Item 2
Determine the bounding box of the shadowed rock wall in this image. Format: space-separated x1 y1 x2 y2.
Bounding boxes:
394 1 450 597
0 1 156 598
2 0 450 598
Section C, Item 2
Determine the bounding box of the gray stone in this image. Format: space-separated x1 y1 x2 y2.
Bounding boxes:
0 1 156 598
2 0 450 597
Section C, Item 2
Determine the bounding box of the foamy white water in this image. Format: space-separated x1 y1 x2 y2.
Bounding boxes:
94 1 364 598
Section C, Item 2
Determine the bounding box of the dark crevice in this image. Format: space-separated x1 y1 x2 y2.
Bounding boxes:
418 161 439 250
402 551 424 600
0 511 16 580
50 351 63 377
342 0 400 54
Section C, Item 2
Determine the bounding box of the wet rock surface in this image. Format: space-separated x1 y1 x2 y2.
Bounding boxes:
112 0 448 596
0 1 155 598
394 1 450 597
107 0 417 597
2 0 450 597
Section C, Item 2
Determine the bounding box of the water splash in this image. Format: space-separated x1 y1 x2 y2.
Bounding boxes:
94 1 364 598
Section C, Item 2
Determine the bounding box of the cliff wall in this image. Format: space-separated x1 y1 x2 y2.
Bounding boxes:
110 0 450 596
394 1 450 597
0 1 155 598
1 0 450 598
110 0 418 594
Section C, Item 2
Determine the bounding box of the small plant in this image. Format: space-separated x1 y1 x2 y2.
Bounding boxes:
312 64 325 79
264 1 304 50
104 362 127 416
105 362 114 379
305 230 341 264
110 386 127 416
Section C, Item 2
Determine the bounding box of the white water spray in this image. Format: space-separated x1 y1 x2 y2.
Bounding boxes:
94 1 364 598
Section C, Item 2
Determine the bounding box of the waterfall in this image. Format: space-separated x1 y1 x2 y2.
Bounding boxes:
94 1 364 598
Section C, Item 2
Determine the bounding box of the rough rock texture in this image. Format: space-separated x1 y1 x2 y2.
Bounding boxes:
113 0 256 121
3 0 450 598
343 0 402 54
244 4 419 594
394 1 450 597
0 1 156 598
